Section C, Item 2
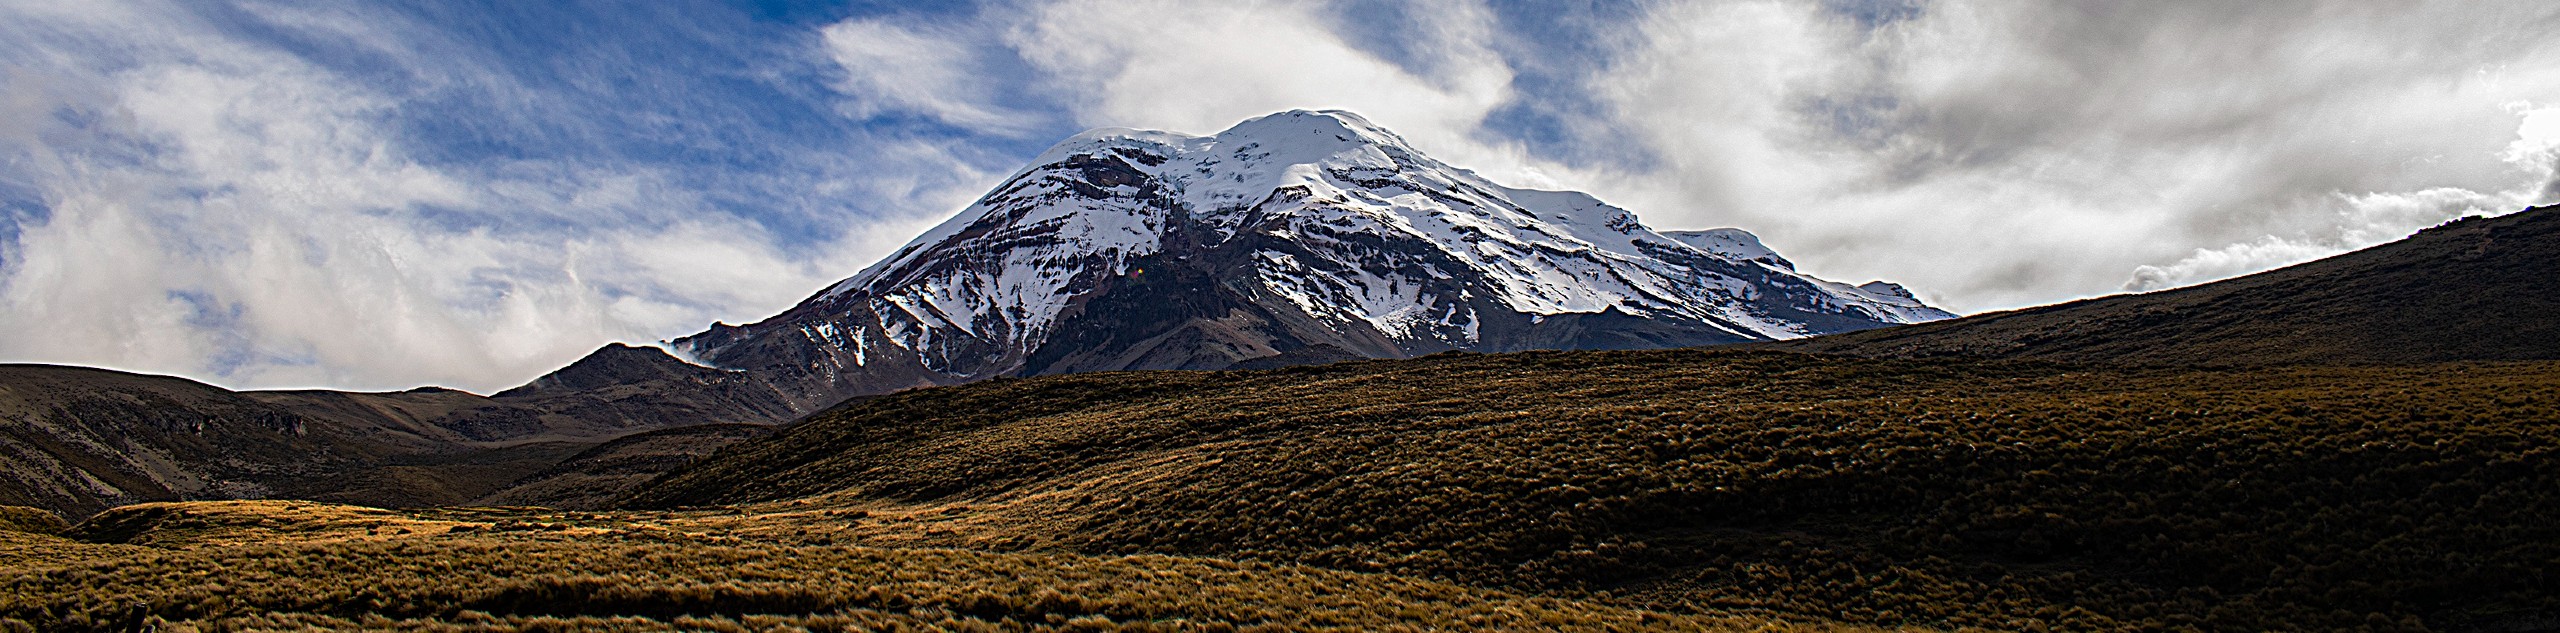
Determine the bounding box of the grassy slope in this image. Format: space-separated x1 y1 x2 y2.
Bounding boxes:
0 500 1874 633
0 365 602 519
626 349 2560 632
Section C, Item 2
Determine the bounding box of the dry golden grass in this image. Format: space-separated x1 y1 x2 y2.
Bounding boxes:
2 500 1920 633
0 506 64 535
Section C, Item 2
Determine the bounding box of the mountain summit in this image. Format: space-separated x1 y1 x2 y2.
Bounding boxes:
664 110 1949 408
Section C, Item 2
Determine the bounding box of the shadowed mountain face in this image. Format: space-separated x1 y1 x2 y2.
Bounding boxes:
1782 205 2560 365
662 110 1948 412
0 345 795 519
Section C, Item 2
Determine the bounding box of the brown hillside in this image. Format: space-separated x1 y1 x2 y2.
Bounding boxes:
626 349 2560 632
0 346 790 519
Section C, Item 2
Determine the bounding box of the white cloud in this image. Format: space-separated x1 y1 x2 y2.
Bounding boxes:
820 18 1035 134
1564 1 2560 311
814 0 1573 188
2124 188 2516 292
0 2 922 392
2506 102 2560 204
2122 236 2346 294
1007 0 1510 141
2126 105 2560 291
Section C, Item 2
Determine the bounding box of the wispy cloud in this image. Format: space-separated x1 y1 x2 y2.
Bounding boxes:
1008 0 1511 138
0 1 994 392
820 18 1039 135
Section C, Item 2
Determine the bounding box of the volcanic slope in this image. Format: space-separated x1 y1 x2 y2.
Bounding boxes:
627 349 2560 633
659 109 1948 412
0 343 795 519
0 500 1892 633
1783 204 2560 365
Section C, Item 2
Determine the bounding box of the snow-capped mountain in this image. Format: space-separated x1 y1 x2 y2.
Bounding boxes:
665 110 1951 410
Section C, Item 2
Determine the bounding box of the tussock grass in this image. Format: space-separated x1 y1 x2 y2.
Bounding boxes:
0 506 64 535
629 350 2560 632
1 501 1884 633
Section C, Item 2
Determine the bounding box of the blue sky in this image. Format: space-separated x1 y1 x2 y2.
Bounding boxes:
3 0 2558 391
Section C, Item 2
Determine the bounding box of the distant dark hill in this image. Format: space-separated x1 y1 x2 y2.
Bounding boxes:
475 423 772 510
0 365 349 518
622 349 2560 632
0 344 793 519
1783 205 2560 365
491 343 800 424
